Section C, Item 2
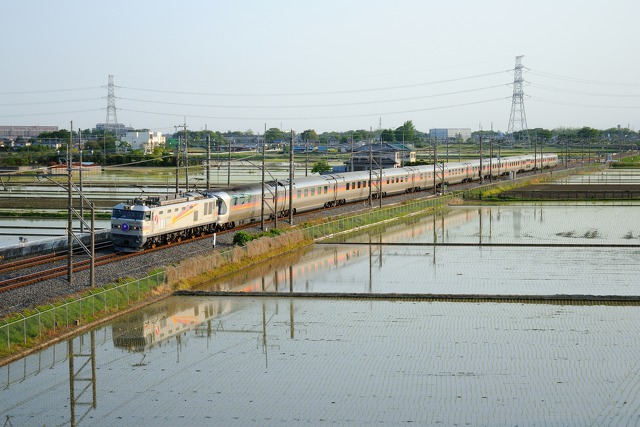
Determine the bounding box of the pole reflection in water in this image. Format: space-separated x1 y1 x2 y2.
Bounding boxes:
68 331 97 427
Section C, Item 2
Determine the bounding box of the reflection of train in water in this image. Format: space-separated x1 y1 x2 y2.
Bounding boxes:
112 298 234 352
111 153 559 251
112 208 505 352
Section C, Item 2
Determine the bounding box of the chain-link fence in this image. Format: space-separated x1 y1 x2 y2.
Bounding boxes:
0 271 166 355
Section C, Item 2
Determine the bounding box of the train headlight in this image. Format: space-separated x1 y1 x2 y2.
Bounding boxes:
121 223 130 232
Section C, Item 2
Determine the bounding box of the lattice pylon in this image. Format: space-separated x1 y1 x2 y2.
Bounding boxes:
105 75 118 127
506 56 530 145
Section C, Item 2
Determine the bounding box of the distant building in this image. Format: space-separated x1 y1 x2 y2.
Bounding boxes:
348 142 416 171
429 128 471 140
121 131 166 154
95 123 133 137
0 125 58 139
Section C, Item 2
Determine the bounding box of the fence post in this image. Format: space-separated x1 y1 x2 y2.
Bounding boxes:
36 308 41 339
20 313 26 344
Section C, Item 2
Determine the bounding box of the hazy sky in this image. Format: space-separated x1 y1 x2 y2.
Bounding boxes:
1 0 639 135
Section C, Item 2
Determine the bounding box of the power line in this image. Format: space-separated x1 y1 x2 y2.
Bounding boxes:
116 84 508 109
0 97 102 107
0 86 102 95
0 108 103 118
528 83 640 98
529 96 640 109
116 70 510 97
528 69 640 87
118 97 509 121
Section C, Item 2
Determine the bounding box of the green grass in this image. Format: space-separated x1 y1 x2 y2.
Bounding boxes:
0 271 165 359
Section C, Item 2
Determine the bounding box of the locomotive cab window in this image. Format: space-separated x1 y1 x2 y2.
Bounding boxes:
217 199 227 215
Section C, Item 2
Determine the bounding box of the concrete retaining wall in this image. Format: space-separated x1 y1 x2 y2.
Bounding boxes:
0 230 111 260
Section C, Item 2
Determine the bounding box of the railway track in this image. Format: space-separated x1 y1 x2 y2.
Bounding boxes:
0 242 114 274
0 252 122 292
0 165 569 296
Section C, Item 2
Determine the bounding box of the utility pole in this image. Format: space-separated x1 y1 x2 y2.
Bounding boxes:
67 121 73 286
368 138 373 206
350 132 354 172
489 138 493 183
479 136 484 184
183 122 189 191
433 136 438 195
78 128 84 233
289 130 294 225
174 126 180 195
227 138 231 186
206 133 211 189
305 139 309 177
379 138 383 209
261 125 266 231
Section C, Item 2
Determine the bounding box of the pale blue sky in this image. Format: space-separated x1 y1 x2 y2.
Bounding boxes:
1 0 638 135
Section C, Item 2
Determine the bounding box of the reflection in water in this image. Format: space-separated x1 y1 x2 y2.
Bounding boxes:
112 298 234 353
68 331 97 427
6 202 640 424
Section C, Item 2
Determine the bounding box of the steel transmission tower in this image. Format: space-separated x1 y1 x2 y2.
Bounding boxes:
105 74 118 128
507 56 530 145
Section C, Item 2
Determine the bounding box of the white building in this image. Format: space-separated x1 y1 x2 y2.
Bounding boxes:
121 131 166 154
429 128 472 140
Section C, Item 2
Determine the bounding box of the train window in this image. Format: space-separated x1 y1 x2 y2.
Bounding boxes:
144 212 151 221
318 187 322 194
311 188 315 196
112 209 144 220
346 183 350 190
159 211 163 215
304 189 309 197
194 211 198 221
324 186 328 194
297 190 301 198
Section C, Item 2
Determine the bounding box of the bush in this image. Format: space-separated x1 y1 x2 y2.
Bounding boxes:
233 231 251 246
233 228 282 246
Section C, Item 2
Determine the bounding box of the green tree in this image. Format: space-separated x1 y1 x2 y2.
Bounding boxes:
265 127 284 142
395 120 416 142
300 129 319 141
576 126 599 140
311 160 332 174
381 128 395 142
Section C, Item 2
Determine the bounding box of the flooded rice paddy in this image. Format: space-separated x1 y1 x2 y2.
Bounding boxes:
4 196 640 424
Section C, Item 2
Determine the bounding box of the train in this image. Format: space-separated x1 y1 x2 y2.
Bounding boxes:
111 153 558 251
